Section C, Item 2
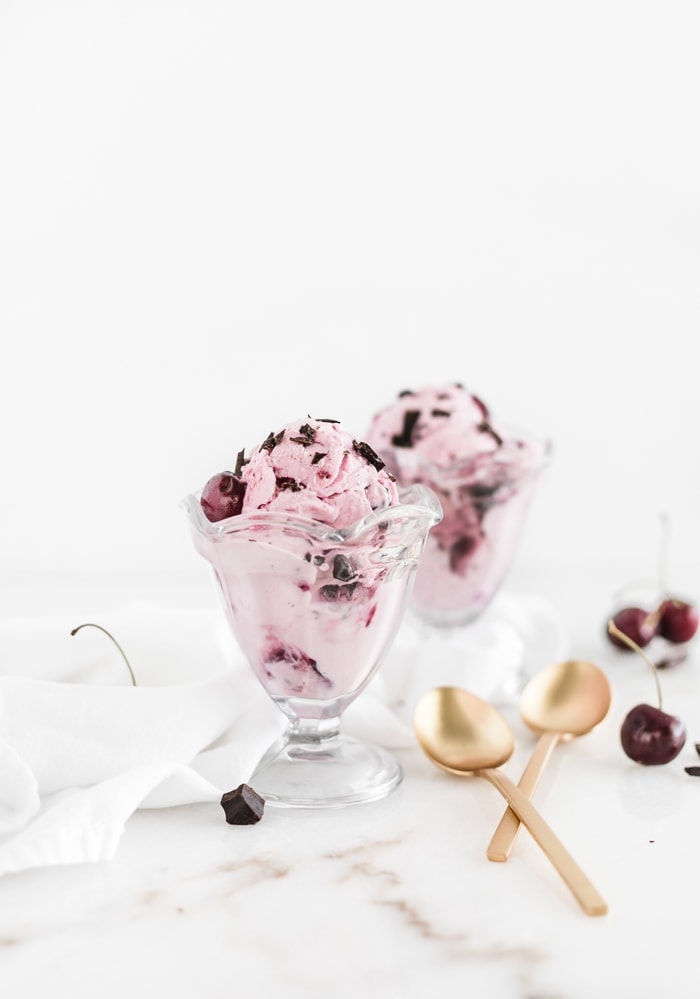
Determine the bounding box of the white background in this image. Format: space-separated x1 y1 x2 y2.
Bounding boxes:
1 1 699 603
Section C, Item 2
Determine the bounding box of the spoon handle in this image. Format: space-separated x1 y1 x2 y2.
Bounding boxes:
481 767 607 917
487 732 560 862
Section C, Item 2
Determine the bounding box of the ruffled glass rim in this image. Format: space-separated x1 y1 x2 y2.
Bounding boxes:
392 428 553 487
182 481 443 544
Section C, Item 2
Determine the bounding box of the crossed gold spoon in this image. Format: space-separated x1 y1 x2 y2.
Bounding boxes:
487 658 612 862
413 660 611 918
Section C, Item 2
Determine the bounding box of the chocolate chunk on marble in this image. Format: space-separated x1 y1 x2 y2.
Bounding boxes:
220 784 266 825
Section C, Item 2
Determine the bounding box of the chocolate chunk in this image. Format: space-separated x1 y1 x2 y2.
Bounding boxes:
260 429 285 452
450 535 477 571
304 552 325 565
290 423 317 447
332 554 357 581
471 394 490 419
469 482 501 498
234 448 247 477
276 476 304 492
320 582 358 601
398 389 415 397
220 784 265 825
352 439 386 471
478 420 503 447
685 767 700 777
391 409 420 448
311 451 327 465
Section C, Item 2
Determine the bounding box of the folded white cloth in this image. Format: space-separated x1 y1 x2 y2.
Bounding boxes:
0 592 567 877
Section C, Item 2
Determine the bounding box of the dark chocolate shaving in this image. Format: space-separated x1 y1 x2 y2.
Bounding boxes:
289 423 317 447
398 389 415 397
450 535 477 571
431 409 451 418
320 582 359 601
276 476 304 492
469 482 501 498
685 767 700 777
332 554 357 582
311 452 327 465
478 420 504 447
471 394 490 419
304 552 325 565
391 409 420 448
234 448 247 477
352 439 385 471
314 417 340 424
220 784 265 825
466 480 503 519
260 429 285 452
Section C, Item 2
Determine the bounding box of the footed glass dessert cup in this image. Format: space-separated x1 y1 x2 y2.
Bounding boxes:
184 484 441 808
397 432 551 629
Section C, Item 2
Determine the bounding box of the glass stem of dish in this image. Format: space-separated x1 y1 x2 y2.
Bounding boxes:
287 716 341 744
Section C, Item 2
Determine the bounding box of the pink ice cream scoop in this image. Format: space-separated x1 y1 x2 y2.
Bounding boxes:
366 384 550 626
199 417 399 528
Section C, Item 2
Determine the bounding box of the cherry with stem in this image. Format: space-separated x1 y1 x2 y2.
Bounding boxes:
607 619 686 765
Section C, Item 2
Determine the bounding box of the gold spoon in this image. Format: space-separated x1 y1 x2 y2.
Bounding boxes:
487 659 611 863
414 686 607 917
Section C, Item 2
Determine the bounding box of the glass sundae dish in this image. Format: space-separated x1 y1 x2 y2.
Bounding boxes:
184 417 441 807
366 384 551 628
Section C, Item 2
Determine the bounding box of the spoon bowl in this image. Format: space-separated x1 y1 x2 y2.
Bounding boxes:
413 686 515 774
487 660 611 862
519 659 612 739
414 685 607 917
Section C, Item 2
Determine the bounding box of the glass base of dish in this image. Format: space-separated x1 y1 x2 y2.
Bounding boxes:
401 608 530 707
249 729 403 808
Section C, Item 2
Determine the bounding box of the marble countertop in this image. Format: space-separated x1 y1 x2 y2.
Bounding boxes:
2 567 700 998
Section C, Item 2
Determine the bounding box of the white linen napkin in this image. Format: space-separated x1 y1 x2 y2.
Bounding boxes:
0 592 567 877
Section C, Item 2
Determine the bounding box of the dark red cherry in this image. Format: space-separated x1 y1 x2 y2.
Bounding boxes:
200 472 246 522
606 607 657 650
658 599 699 644
608 618 688 767
620 703 687 765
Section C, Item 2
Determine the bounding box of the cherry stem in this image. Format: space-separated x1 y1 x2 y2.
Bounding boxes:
607 619 662 710
70 622 137 687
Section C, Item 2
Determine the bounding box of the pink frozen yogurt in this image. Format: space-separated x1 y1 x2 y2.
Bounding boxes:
185 417 440 718
366 384 549 626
